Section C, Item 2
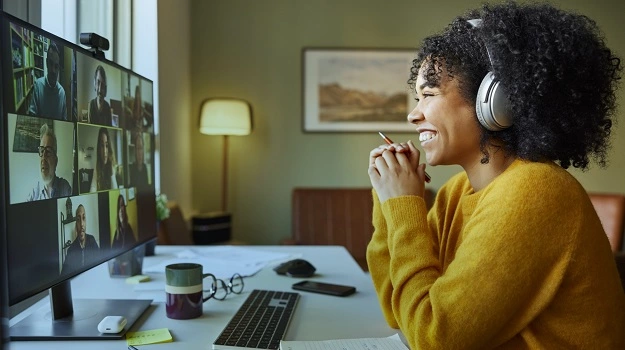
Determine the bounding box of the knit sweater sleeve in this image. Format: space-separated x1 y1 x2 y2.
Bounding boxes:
382 164 580 349
367 187 439 329
366 189 400 328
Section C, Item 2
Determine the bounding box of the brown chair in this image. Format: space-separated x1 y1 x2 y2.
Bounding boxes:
289 187 435 271
157 201 194 245
615 252 625 292
588 193 625 253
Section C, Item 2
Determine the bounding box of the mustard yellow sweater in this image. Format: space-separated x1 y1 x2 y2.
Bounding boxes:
367 160 625 349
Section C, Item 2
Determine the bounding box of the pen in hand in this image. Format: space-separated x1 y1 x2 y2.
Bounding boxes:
378 132 432 183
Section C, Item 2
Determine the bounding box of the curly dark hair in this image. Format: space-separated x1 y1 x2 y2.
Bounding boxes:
409 1 621 169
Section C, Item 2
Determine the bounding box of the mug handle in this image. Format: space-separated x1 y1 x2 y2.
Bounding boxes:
202 273 218 302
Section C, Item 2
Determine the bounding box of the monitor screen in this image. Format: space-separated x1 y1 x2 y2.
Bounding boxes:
0 11 157 340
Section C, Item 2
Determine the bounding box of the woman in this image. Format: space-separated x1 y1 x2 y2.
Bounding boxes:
131 85 143 132
112 195 136 250
87 65 112 126
90 127 118 192
128 131 149 189
367 2 625 348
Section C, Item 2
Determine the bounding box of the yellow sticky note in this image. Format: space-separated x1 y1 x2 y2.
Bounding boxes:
126 328 173 346
125 275 151 284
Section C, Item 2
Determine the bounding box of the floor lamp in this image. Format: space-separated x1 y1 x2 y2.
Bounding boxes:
199 98 253 213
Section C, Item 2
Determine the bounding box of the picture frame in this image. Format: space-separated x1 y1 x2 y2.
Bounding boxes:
12 115 46 152
302 47 417 133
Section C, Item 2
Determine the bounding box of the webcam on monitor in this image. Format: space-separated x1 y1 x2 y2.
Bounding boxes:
80 32 109 59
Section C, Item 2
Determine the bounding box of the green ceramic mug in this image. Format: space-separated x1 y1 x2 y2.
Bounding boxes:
165 263 215 319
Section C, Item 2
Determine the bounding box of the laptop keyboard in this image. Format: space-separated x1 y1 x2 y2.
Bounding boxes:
212 289 300 350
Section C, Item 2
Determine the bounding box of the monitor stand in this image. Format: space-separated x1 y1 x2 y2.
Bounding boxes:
9 280 152 340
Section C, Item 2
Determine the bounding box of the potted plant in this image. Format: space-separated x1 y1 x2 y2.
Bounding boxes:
145 193 170 256
156 193 170 222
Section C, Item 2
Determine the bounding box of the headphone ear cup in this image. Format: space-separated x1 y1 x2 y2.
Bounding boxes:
475 72 512 131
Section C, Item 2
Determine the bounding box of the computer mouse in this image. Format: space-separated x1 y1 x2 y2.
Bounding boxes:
273 259 316 278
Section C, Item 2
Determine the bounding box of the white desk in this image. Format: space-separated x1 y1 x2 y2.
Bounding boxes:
9 245 399 349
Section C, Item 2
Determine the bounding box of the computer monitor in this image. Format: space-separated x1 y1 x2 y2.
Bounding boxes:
0 11 158 340
0 224 7 348
0 198 7 349
0 51 9 350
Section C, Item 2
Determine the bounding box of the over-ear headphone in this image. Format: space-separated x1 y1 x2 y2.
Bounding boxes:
468 19 513 131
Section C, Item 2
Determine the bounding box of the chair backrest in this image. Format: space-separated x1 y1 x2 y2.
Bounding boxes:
615 252 625 292
157 201 194 245
588 193 625 253
292 188 435 271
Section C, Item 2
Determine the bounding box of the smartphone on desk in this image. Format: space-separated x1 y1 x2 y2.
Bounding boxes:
292 280 356 297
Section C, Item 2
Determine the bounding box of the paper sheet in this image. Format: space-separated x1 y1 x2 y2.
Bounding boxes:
178 246 294 265
143 257 263 278
280 334 408 350
143 247 296 278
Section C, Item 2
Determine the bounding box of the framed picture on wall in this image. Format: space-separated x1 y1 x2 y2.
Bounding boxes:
302 47 417 133
12 115 46 153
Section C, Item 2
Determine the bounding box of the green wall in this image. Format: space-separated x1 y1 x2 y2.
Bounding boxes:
189 0 625 245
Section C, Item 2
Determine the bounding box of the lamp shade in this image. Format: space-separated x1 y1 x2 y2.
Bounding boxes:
199 98 253 136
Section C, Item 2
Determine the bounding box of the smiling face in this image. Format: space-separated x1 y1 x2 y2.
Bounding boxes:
39 134 57 184
408 64 482 168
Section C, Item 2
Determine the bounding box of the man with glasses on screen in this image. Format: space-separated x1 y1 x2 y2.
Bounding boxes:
28 41 68 120
27 123 71 201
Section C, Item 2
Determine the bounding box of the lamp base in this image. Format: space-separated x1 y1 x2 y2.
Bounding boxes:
192 212 232 244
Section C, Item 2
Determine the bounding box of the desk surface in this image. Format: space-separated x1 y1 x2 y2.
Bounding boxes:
9 245 398 349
